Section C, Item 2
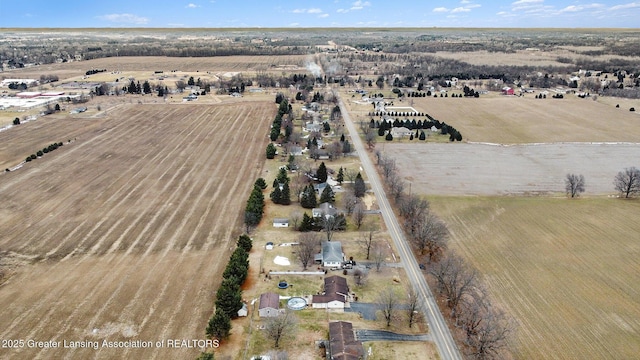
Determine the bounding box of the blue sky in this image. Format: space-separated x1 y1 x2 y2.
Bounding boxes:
1 0 639 28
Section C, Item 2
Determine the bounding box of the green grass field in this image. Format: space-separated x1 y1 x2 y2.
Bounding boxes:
428 196 640 359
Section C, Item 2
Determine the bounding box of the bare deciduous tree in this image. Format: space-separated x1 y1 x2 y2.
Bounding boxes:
407 287 421 328
399 194 430 235
353 268 367 286
359 226 377 260
614 167 640 198
352 202 366 229
412 213 449 263
565 173 585 198
365 129 377 149
429 252 478 318
290 210 302 230
465 306 513 360
377 287 399 327
372 243 387 272
297 233 319 270
380 156 396 180
343 192 358 216
265 310 298 348
387 171 406 202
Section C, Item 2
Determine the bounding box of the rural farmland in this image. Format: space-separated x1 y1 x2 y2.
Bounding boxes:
429 196 640 360
0 101 272 359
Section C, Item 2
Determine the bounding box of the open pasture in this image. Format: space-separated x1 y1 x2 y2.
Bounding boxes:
0 101 272 359
429 196 640 360
409 95 640 144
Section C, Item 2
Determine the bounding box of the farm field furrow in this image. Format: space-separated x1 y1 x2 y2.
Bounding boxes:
0 101 273 359
429 196 640 360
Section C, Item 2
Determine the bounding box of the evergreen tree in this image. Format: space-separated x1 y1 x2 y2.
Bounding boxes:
354 173 366 197
340 133 346 142
419 131 426 140
270 186 282 204
281 182 291 205
254 178 268 190
300 185 317 209
337 167 344 185
237 234 252 252
320 185 335 204
206 308 231 340
342 140 351 154
276 167 289 184
266 143 277 159
323 122 331 132
316 162 328 183
215 277 243 318
188 76 195 86
223 248 249 284
142 81 152 94
127 80 137 94
385 132 393 141
299 213 314 232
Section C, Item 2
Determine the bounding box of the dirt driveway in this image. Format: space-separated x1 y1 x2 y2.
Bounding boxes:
386 142 640 196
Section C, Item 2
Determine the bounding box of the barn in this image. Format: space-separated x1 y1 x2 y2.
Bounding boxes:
501 87 515 95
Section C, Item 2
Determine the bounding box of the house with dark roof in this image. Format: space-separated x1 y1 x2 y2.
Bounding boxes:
329 321 364 360
258 292 281 318
312 275 350 310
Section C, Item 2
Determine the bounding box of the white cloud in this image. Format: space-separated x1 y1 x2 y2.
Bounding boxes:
337 8 348 13
98 13 149 25
512 0 543 4
609 2 640 10
318 13 330 18
433 7 449 12
557 4 603 13
293 8 324 14
350 0 371 10
461 0 471 3
289 22 300 27
451 7 471 13
186 3 199 8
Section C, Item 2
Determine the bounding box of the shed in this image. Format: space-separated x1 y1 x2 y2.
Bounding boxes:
258 292 281 318
237 303 248 317
273 218 289 228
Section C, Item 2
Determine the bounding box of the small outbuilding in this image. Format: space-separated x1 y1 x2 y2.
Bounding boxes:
258 292 281 318
501 87 515 95
273 218 289 228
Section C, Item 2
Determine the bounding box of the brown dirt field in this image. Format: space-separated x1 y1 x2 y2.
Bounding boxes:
0 101 273 359
2 55 309 81
409 95 640 144
433 49 640 67
429 196 640 360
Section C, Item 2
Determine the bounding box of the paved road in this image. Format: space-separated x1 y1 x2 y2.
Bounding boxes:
355 329 432 342
338 94 463 360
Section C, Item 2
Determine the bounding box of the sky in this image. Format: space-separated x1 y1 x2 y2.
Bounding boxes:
0 0 639 28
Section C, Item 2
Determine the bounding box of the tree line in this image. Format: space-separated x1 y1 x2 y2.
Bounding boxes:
375 152 513 359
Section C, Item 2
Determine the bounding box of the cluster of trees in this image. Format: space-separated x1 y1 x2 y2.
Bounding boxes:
24 142 64 163
375 152 512 358
270 168 291 205
297 211 347 233
244 180 266 232
85 68 106 75
270 96 291 142
206 235 252 341
39 74 59 84
372 116 462 142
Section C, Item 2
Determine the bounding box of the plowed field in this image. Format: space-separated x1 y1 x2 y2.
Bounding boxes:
430 197 640 360
0 101 272 359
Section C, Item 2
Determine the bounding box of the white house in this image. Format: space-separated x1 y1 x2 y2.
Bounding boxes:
315 241 344 268
312 202 338 219
391 127 413 138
